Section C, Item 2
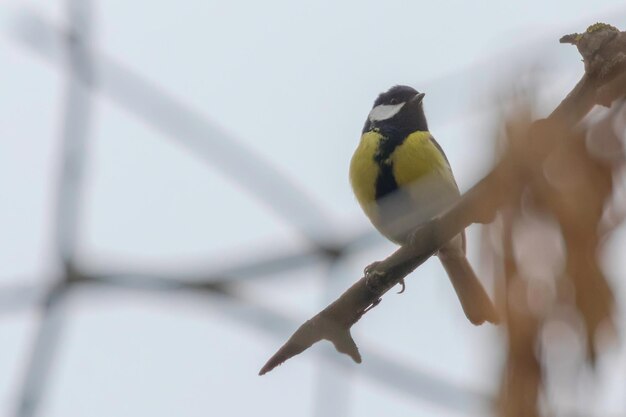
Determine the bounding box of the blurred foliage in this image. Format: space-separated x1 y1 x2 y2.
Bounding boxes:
484 96 625 417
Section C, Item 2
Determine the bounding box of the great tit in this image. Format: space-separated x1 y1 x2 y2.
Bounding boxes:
349 85 498 325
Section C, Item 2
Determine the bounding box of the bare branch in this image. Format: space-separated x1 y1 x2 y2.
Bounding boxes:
260 23 626 376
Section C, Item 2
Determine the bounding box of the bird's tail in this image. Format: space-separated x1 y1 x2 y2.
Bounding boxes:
439 254 499 325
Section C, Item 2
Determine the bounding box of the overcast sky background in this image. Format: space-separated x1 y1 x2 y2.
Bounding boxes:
2 1 626 417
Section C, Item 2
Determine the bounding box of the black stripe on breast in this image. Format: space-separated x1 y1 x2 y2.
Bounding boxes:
374 134 401 200
373 133 414 242
375 161 397 201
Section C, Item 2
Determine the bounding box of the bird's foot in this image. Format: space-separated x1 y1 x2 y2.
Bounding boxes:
364 262 406 294
364 261 380 276
364 261 385 292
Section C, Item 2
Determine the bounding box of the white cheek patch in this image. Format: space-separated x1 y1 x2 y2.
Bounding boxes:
368 102 405 122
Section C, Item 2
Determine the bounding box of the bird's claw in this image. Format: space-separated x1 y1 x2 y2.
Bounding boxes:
397 279 406 294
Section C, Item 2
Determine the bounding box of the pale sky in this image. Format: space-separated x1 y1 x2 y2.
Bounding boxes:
1 1 626 417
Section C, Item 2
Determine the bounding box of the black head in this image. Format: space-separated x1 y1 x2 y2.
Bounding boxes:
363 85 428 134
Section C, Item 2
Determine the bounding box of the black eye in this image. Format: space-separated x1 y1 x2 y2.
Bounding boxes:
389 98 397 104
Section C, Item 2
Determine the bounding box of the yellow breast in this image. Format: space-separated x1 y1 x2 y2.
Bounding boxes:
349 130 457 228
349 130 382 209
391 131 454 188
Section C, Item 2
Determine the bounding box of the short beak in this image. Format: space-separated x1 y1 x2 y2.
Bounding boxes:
411 92 425 104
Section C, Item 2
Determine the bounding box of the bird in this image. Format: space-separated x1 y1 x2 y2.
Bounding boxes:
349 85 499 325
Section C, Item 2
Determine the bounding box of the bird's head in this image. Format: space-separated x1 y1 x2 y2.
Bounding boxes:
363 85 427 134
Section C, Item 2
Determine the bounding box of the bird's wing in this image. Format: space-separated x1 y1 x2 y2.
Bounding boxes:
428 135 460 194
428 135 466 253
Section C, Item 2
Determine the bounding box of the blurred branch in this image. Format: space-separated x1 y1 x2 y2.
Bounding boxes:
0 284 50 313
86 243 335 287
14 284 69 417
260 23 626 375
14 3 93 417
79 267 495 414
10 11 339 249
1 265 494 416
